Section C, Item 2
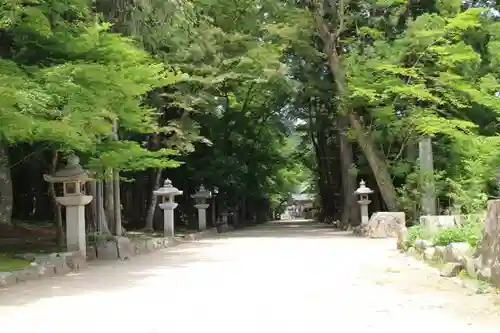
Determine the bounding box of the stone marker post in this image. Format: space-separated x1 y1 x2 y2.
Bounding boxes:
191 185 212 230
153 179 183 237
354 180 373 225
44 155 93 258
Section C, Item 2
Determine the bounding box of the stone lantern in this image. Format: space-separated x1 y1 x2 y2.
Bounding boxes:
43 155 93 258
191 185 212 230
354 180 373 225
153 179 183 237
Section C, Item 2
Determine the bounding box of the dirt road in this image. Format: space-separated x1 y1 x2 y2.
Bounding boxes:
1 220 500 332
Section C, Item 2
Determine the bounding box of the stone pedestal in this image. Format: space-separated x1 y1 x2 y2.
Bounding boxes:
358 199 371 224
195 203 209 230
56 195 93 258
159 201 177 237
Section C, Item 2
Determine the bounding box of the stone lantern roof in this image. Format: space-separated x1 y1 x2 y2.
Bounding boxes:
354 180 373 195
153 179 183 197
191 185 212 200
43 155 91 183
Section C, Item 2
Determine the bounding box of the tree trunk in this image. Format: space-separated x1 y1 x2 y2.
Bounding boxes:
144 168 162 231
48 150 64 245
0 143 13 225
96 181 110 234
104 177 115 232
348 113 398 211
306 1 398 211
338 116 359 227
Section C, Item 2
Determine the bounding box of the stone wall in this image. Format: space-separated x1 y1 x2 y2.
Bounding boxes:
0 228 219 288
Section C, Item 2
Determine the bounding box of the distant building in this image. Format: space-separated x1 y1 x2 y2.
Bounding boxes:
287 193 315 218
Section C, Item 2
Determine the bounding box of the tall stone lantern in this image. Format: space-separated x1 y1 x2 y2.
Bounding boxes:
191 185 212 230
154 179 183 237
354 180 373 225
43 155 93 258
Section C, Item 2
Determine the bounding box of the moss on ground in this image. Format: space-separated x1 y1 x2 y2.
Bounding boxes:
0 254 31 271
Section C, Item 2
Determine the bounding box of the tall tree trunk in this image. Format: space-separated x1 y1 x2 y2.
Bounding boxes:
97 181 110 234
105 177 115 232
111 119 123 236
348 113 397 211
113 169 122 236
338 116 359 227
0 143 13 225
48 150 64 245
307 0 398 211
145 168 162 231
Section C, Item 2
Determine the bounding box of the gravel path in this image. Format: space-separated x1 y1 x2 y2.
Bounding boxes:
1 220 500 333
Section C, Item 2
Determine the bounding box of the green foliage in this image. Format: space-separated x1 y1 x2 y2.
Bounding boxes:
0 0 185 174
406 225 427 248
433 218 482 247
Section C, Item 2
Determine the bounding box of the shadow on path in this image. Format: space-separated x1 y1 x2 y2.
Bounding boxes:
0 220 362 307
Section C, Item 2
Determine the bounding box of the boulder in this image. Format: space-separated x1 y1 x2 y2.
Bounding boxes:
444 242 471 263
424 247 436 261
357 212 406 238
96 241 119 260
86 246 98 261
433 246 446 262
116 237 135 260
474 200 500 287
440 262 463 277
395 225 408 250
461 256 478 278
0 272 16 287
51 256 71 275
13 266 40 282
415 239 433 253
66 254 87 271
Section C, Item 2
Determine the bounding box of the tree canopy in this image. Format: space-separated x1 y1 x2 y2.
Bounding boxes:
0 0 499 236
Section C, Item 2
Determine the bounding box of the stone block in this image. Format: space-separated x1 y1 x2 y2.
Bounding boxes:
396 225 408 250
133 239 147 255
86 246 98 261
116 237 135 260
51 257 71 275
423 247 436 261
440 262 463 277
0 272 16 287
14 266 40 282
433 246 446 262
145 239 156 252
66 254 87 271
461 256 478 278
358 212 405 238
184 233 197 241
444 242 471 263
420 215 458 234
29 262 51 279
96 241 119 260
415 239 433 253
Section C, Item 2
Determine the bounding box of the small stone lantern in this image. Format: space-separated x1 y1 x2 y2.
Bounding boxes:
153 179 183 237
191 185 212 230
354 180 373 225
43 155 93 258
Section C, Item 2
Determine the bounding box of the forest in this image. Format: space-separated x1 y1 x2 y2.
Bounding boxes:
0 0 500 247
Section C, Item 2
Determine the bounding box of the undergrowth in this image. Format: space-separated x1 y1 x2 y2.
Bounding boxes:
406 216 482 248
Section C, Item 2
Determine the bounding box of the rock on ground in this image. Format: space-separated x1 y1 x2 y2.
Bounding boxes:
358 212 405 238
1 220 500 333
